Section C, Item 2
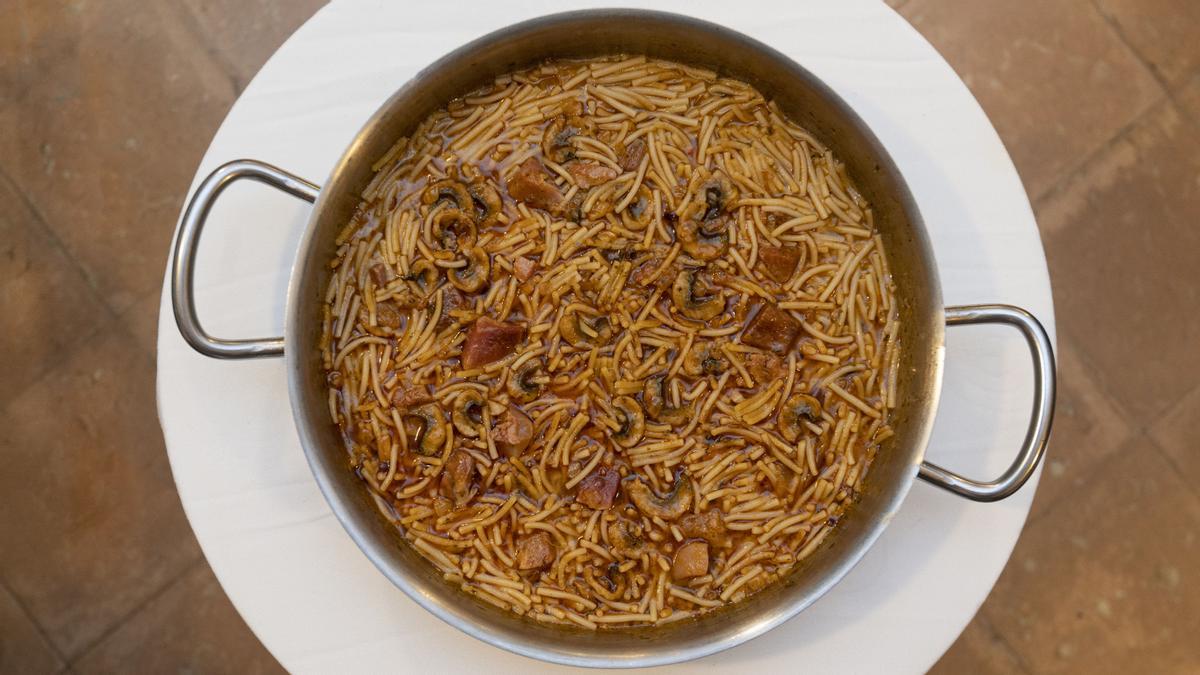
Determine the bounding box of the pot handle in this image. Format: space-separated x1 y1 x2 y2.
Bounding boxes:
918 304 1056 502
170 160 320 359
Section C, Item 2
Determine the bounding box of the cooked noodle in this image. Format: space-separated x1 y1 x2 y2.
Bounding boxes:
321 56 899 627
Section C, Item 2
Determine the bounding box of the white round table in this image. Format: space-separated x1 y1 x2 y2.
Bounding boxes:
156 1 1056 672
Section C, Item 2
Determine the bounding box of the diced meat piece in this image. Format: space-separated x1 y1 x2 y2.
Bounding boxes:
436 288 466 329
575 466 620 509
441 450 476 507
461 316 525 369
618 138 647 172
671 541 710 580
741 303 801 354
758 246 801 283
566 161 618 188
515 531 555 570
507 158 564 213
512 256 537 282
494 405 534 457
390 384 432 408
679 509 729 548
369 263 391 287
376 301 402 328
744 352 783 384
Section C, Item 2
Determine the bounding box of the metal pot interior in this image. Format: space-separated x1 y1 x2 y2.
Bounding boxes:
285 9 944 667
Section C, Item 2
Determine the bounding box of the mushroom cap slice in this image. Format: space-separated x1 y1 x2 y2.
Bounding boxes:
626 471 695 521
641 376 690 427
778 393 823 442
447 246 491 294
610 396 645 448
671 270 725 321
421 179 472 211
559 306 614 348
405 403 448 456
451 389 486 438
506 359 546 403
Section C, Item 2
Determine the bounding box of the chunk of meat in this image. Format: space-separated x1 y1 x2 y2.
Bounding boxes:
671 541 710 580
507 158 564 213
441 450 476 507
741 303 801 354
512 256 537 282
618 137 647 172
390 384 432 408
369 263 391 287
575 466 620 509
436 288 466 329
679 510 729 548
461 316 525 369
758 246 801 283
744 352 784 384
376 301 402 328
515 531 555 570
566 161 618 188
494 405 534 457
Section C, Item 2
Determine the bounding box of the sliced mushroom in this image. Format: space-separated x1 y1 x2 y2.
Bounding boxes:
642 376 690 426
671 270 725 321
610 396 645 448
441 450 476 507
626 471 694 521
559 306 614 348
494 405 534 457
698 169 739 220
506 359 546 403
671 541 710 581
608 519 648 559
621 184 654 231
431 208 477 251
404 403 447 456
466 180 502 229
682 341 729 377
447 246 491 294
541 114 589 163
407 259 439 293
675 209 730 261
451 389 485 438
422 179 472 211
778 393 823 442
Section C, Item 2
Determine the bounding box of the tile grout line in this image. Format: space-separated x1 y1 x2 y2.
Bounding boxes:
62 553 206 666
170 2 249 96
978 610 1036 675
1145 435 1200 506
0 571 70 667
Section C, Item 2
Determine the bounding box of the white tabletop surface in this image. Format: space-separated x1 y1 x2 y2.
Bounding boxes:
156 1 1057 672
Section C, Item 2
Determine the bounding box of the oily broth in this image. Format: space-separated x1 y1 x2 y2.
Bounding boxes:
320 55 900 628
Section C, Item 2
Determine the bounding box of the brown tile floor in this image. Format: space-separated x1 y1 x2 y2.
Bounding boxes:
0 1 1196 672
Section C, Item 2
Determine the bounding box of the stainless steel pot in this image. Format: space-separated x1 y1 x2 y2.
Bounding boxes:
169 9 1055 668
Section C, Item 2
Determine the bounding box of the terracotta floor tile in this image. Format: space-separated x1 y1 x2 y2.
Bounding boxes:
982 437 1200 674
120 289 162 358
899 0 1162 200
0 582 63 674
0 170 109 411
1094 0 1200 85
73 562 283 675
929 612 1030 675
1177 71 1200 124
1036 102 1200 421
1027 339 1133 520
0 327 200 658
1150 383 1200 488
0 1 235 313
180 0 327 91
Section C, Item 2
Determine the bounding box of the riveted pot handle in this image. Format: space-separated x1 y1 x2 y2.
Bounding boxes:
171 160 320 359
919 304 1056 502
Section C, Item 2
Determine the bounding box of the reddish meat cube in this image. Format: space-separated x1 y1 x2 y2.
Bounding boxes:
461 316 524 369
390 384 432 408
369 263 391 287
679 509 729 548
741 303 800 354
508 158 564 213
575 466 620 509
618 137 647 172
758 246 801 283
515 531 555 570
671 541 710 580
511 256 538 282
494 405 534 457
376 301 402 328
566 161 618 188
441 450 476 507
